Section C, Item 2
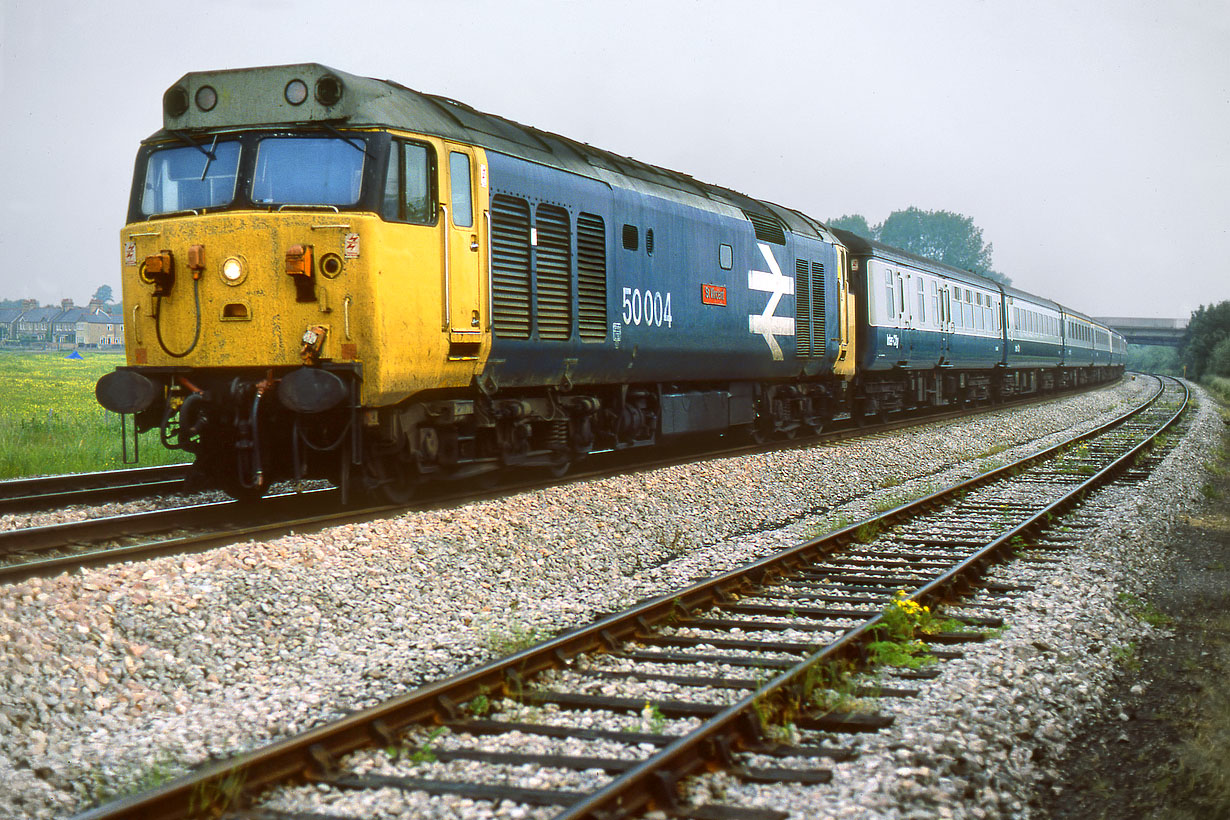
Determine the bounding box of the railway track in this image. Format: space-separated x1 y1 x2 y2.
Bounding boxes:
70 375 1188 820
0 380 1130 586
0 463 192 516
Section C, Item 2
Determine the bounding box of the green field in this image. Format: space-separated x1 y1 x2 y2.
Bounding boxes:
0 351 190 480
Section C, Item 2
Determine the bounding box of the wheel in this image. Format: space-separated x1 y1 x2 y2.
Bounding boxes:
366 441 418 505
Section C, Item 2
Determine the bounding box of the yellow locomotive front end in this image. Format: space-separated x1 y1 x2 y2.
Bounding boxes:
97 65 490 498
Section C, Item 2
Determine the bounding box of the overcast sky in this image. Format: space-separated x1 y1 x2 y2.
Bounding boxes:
1 0 1226 319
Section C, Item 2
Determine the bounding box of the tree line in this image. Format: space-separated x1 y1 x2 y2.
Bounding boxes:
0 286 114 311
827 208 1010 285
1180 301 1230 380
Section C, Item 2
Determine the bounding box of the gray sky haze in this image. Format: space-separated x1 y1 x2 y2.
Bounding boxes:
1 0 1226 319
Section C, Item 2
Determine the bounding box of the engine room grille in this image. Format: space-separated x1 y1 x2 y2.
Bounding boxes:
811 261 826 355
794 259 826 357
535 204 572 341
742 209 786 245
576 213 607 341
795 259 812 357
491 194 532 339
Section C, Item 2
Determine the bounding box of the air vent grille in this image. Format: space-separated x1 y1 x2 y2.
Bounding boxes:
535 204 571 341
742 209 786 244
793 260 827 357
577 213 607 341
491 194 531 339
811 261 826 355
795 259 811 357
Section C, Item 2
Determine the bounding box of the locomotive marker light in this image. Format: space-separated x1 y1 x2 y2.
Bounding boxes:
319 253 343 278
194 85 218 112
284 79 309 105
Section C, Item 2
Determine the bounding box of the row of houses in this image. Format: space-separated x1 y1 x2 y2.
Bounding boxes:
0 299 124 347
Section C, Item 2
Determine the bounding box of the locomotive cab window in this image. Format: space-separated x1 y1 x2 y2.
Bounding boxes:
141 140 241 215
719 243 733 270
252 137 365 206
449 151 473 228
382 141 436 224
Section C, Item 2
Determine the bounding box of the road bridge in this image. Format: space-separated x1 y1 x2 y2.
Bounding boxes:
1094 317 1188 347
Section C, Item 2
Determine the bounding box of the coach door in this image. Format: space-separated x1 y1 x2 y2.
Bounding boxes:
939 285 953 363
442 143 486 355
900 270 917 362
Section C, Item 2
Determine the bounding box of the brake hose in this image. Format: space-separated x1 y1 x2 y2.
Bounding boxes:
154 274 202 358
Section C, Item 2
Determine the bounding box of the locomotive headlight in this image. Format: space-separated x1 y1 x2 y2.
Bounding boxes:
221 257 245 285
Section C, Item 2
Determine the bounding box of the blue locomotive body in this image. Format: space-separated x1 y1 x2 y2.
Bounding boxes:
482 150 844 392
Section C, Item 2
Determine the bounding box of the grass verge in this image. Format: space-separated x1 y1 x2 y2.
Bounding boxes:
0 351 189 479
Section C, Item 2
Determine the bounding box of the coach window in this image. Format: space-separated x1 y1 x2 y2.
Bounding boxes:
449 152 473 228
383 141 435 224
719 243 733 270
884 270 895 318
917 278 926 323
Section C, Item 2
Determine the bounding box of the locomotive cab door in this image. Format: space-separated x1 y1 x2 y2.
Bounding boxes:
442 143 486 355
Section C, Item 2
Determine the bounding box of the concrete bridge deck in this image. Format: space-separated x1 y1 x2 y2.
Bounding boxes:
1094 317 1187 347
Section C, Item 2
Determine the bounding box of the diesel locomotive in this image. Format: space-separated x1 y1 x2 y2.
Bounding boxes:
95 63 1124 500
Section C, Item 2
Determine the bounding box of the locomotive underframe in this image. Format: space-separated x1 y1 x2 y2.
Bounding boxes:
122 360 1120 503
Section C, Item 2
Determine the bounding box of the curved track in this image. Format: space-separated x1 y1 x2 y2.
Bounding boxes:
69 376 1188 820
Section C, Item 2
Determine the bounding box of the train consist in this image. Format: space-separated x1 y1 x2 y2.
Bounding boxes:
96 64 1125 500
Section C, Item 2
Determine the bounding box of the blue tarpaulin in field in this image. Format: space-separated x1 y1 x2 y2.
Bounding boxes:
65 350 83 360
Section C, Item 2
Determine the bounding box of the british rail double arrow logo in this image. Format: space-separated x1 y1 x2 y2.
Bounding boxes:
748 242 796 360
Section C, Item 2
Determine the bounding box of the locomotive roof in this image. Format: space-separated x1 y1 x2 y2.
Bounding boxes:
155 63 835 244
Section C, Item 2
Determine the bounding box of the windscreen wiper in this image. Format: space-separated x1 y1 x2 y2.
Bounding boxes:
321 123 374 158
168 130 220 181
169 129 218 161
